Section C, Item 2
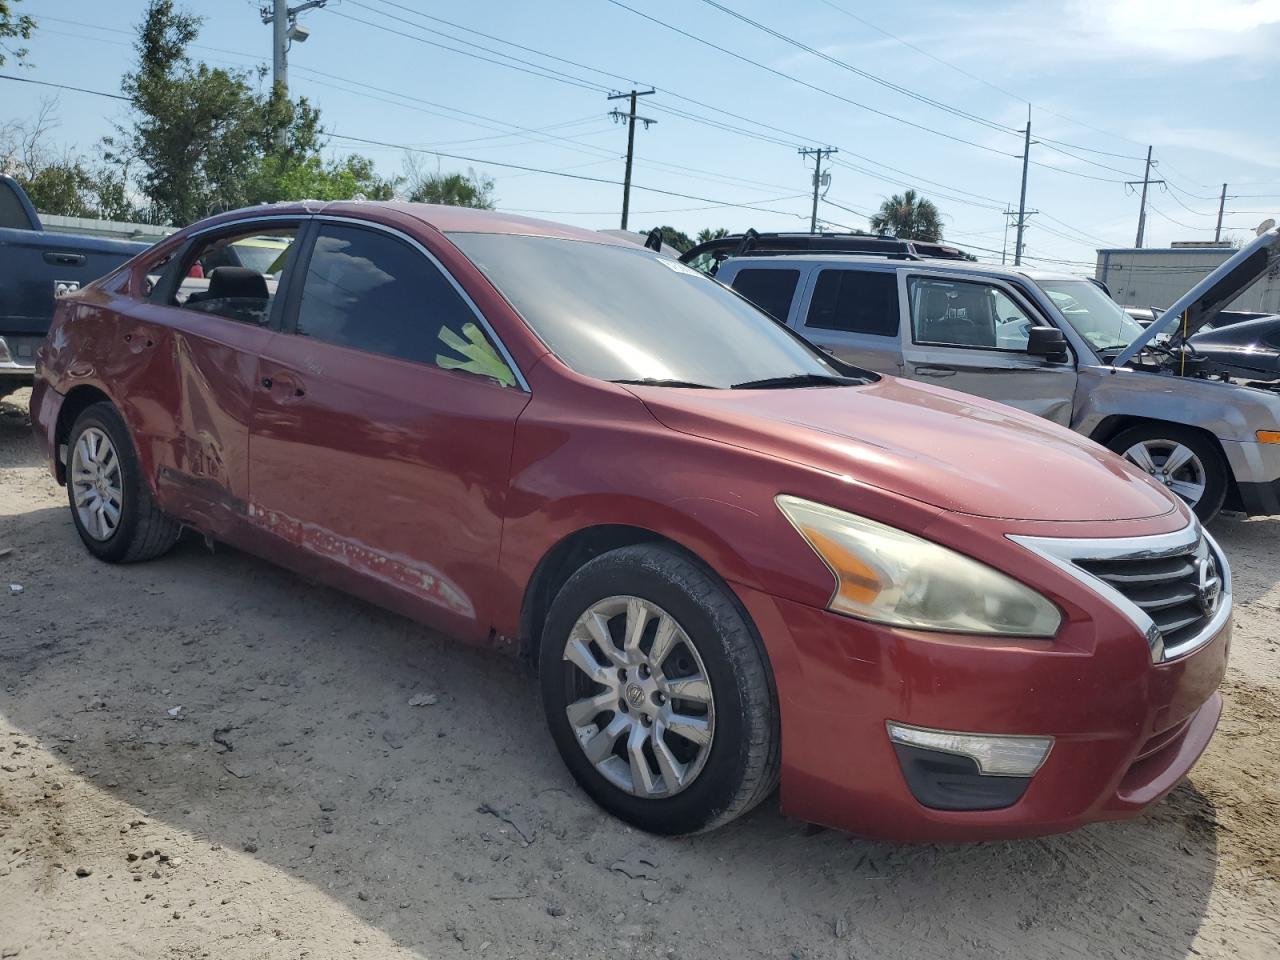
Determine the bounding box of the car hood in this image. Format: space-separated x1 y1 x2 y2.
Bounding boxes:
1115 227 1280 365
631 377 1178 522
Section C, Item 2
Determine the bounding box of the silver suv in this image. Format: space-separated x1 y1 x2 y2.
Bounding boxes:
709 229 1280 521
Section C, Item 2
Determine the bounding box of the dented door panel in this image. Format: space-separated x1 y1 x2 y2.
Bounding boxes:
140 305 271 537
249 338 530 644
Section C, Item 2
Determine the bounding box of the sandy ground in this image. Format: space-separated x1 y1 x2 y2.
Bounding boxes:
0 385 1277 960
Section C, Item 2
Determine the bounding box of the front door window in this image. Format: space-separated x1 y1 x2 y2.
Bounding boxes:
909 276 1034 351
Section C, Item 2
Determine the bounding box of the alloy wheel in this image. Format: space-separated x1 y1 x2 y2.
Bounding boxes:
1123 439 1206 508
71 426 124 540
561 596 715 799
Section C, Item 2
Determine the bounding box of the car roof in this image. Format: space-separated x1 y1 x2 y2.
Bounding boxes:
209 200 635 248
720 252 1084 283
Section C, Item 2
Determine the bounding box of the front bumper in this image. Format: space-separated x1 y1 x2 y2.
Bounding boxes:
1221 437 1280 515
732 542 1229 842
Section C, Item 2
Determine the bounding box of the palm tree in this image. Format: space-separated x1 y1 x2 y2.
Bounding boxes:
870 190 943 241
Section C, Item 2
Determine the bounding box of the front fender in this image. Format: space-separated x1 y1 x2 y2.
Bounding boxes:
1072 364 1280 443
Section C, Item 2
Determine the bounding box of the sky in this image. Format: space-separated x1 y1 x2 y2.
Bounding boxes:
5 0 1280 274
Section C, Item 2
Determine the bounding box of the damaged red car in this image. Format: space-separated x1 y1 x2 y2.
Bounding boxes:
30 202 1231 841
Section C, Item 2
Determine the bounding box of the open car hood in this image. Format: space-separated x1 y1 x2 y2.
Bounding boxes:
1113 226 1280 367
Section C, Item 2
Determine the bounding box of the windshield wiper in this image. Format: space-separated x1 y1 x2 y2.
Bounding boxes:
611 377 718 389
730 373 859 390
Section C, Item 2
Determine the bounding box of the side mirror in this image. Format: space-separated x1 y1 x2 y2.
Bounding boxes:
1026 326 1069 363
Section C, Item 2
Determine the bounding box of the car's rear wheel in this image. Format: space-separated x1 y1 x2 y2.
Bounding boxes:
66 402 181 562
539 543 779 834
1107 423 1228 521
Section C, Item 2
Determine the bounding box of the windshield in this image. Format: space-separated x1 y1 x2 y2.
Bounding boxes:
1038 279 1147 352
448 232 855 388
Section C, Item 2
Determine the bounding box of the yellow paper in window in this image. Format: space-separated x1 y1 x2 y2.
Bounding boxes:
436 322 517 387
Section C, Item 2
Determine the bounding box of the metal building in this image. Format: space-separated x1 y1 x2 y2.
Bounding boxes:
1096 245 1280 313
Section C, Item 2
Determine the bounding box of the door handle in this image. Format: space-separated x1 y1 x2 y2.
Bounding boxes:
914 365 956 377
44 251 87 266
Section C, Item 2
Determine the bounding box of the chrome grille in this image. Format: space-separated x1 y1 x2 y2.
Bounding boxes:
1009 523 1231 662
1076 544 1220 650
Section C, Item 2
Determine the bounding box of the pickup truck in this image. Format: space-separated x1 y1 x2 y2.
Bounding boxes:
0 174 150 399
695 228 1280 521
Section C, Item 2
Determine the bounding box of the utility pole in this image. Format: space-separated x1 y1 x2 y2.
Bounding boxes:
798 147 837 233
608 89 656 230
1215 183 1228 243
1014 105 1032 266
1125 146 1164 248
261 1 328 145
1002 206 1037 264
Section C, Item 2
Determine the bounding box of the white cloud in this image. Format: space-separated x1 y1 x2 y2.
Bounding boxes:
923 0 1280 67
1073 0 1280 61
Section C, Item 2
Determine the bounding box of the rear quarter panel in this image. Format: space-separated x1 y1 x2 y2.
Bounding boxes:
40 282 183 500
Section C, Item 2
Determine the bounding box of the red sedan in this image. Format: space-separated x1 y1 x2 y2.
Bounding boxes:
30 202 1230 841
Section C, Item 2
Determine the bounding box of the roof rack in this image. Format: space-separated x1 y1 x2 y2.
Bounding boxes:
678 230 973 272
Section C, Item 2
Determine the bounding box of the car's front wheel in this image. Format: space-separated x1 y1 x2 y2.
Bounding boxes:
66 402 181 562
1107 423 1228 521
539 543 779 834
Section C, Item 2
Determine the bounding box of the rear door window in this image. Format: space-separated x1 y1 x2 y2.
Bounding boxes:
166 224 300 327
293 223 516 386
729 268 800 323
804 269 900 336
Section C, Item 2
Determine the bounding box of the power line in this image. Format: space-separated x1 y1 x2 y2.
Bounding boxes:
811 0 1149 158
323 2 1042 213
327 8 612 94
1145 203 1209 232
1037 211 1111 246
599 0 1019 158
0 72 129 101
318 1 1110 227
1158 186 1221 221
694 0 1019 137
502 192 808 216
359 0 641 87
326 131 816 218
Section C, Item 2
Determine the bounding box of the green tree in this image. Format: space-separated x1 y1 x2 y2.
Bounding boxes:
106 1 392 225
106 1 278 224
0 0 34 67
403 157 494 208
1 101 139 219
20 160 93 217
695 227 729 245
643 225 694 253
869 189 943 241
251 153 396 204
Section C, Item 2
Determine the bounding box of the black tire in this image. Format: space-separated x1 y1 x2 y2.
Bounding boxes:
539 543 779 835
66 402 181 563
1106 423 1228 521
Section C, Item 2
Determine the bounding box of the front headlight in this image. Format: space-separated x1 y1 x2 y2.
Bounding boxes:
777 495 1061 637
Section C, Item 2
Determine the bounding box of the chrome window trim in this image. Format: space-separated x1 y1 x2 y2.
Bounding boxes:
1008 522 1231 663
187 213 307 238
310 214 531 393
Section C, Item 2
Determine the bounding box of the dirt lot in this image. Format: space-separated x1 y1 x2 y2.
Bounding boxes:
1 386 1277 960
